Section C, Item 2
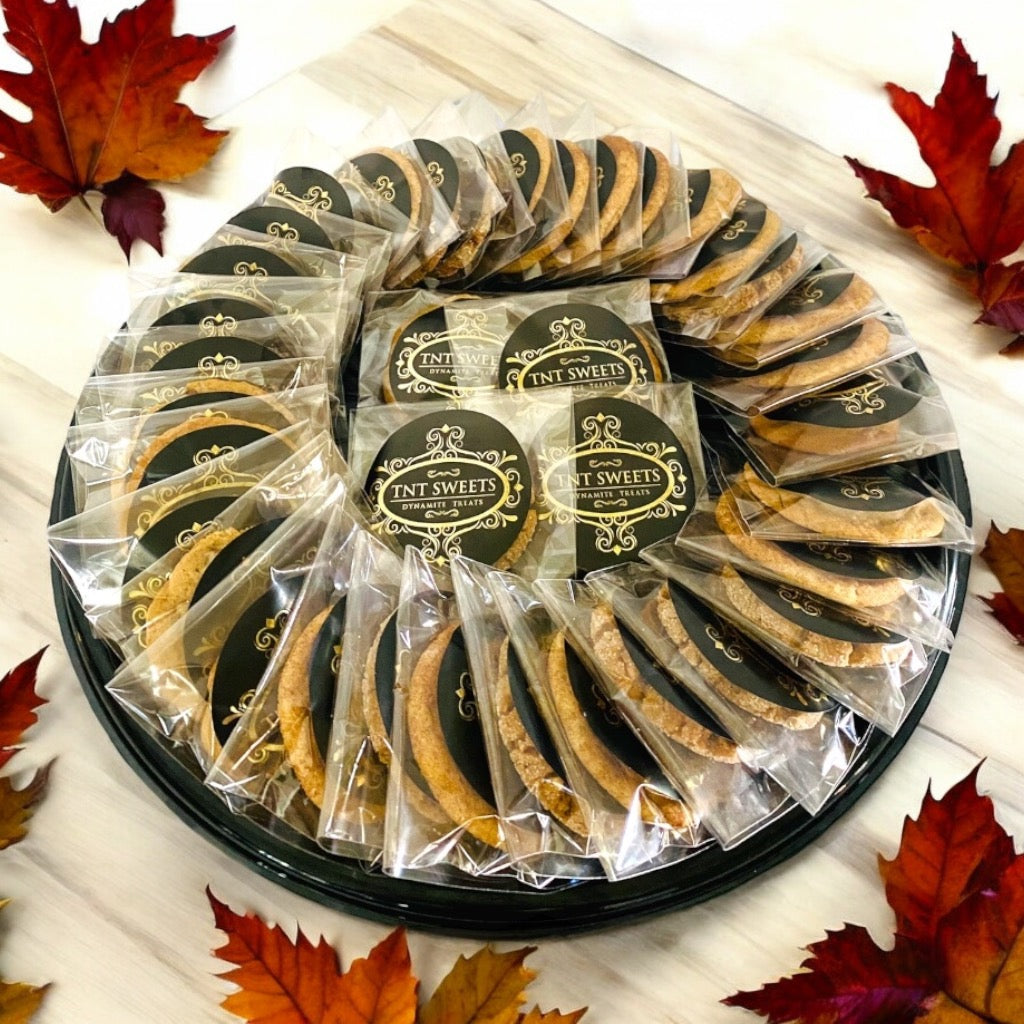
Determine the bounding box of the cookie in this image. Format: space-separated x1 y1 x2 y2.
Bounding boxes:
739 463 947 544
546 631 691 830
715 490 911 608
748 371 920 456
495 637 588 836
719 565 913 668
588 603 738 762
640 144 672 234
278 598 348 808
498 301 664 392
151 297 270 331
652 197 781 302
501 126 553 215
147 332 291 374
682 167 743 244
654 581 832 730
180 244 299 278
143 377 272 419
539 394 696 573
364 408 535 569
268 166 355 221
228 206 333 250
406 623 501 847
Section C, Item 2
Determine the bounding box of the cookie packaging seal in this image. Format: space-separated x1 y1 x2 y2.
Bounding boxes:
535 577 788 848
452 558 602 885
383 547 510 884
673 490 954 650
489 569 704 880
586 561 862 815
730 461 976 551
349 389 575 578
65 384 336 512
319 531 403 864
47 421 324 631
205 506 365 844
715 360 960 485
104 484 350 773
642 542 933 736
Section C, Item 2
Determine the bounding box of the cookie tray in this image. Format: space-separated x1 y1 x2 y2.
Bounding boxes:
49 442 971 939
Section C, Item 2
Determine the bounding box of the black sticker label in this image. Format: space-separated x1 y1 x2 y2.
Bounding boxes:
366 409 532 567
728 320 867 379
387 305 503 402
785 468 925 512
191 518 287 608
686 169 712 218
181 245 298 278
413 138 460 209
505 641 565 776
208 573 306 746
741 574 906 645
691 197 769 271
152 298 268 329
749 233 799 281
540 396 695 573
666 583 833 712
641 147 659 208
765 373 920 428
269 166 354 220
307 598 348 761
766 271 856 318
501 129 543 208
350 152 414 217
436 628 496 804
229 206 333 250
150 335 284 374
137 422 274 492
374 611 398 737
775 540 916 581
595 138 618 210
556 140 577 195
499 302 659 392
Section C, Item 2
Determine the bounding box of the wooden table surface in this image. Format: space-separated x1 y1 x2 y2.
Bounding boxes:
2 1 1023 1021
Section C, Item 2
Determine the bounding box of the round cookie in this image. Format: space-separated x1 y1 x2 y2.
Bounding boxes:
654 581 832 730
229 205 333 250
500 126 553 214
180 244 299 278
719 565 913 668
640 144 672 234
151 297 270 331
145 377 271 417
406 624 501 847
739 463 947 545
748 371 920 456
588 603 739 762
683 167 743 244
546 631 691 830
268 166 355 220
495 637 588 836
148 333 291 374
714 490 911 608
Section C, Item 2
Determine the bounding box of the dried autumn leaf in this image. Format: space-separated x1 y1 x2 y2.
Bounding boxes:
0 0 232 258
518 1007 587 1024
209 887 344 1024
846 34 1024 352
880 763 1017 948
327 927 418 1024
980 524 1024 644
0 978 50 1024
0 763 51 851
420 945 537 1024
0 649 46 772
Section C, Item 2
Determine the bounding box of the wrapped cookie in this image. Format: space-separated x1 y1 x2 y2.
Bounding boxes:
453 557 601 884
204 507 363 842
673 490 954 650
48 420 322 629
350 389 575 578
66 384 335 512
586 561 863 815
536 578 788 848
489 568 703 880
729 461 975 551
105 485 350 772
715 360 960 485
642 543 931 735
383 547 510 884
319 531 403 863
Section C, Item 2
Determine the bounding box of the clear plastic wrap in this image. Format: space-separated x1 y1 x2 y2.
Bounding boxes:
535 578 788 848
489 569 704 880
383 546 510 884
586 560 864 815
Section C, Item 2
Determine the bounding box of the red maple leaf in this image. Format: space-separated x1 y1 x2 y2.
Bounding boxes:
846 35 1024 354
0 648 47 771
980 524 1024 645
0 0 232 258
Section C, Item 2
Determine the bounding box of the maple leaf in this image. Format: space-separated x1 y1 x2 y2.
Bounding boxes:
327 927 418 1024
518 1008 587 1024
0 649 46 772
845 34 1024 352
880 763 1017 949
0 0 232 258
0 763 51 851
419 945 537 1024
0 899 50 1024
980 524 1024 644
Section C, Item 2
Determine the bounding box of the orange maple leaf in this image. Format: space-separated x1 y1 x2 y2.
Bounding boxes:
980 524 1024 644
0 763 52 852
0 0 232 257
327 927 418 1024
419 945 537 1024
0 648 46 772
518 1007 587 1024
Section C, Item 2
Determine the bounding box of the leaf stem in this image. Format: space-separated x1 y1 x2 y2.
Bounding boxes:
78 193 102 228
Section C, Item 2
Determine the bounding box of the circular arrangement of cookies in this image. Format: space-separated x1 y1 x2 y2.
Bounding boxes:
49 98 971 901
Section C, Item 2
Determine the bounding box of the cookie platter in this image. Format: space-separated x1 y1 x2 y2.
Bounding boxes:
49 97 973 936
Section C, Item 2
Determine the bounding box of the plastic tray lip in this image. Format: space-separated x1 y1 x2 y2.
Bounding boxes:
48 435 972 939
